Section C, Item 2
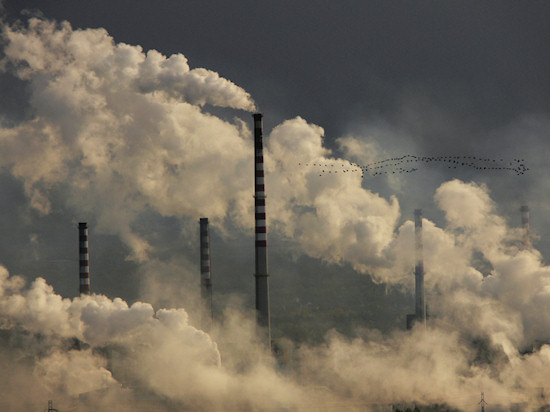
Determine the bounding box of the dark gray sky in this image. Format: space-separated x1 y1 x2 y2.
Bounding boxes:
2 0 550 340
5 0 550 134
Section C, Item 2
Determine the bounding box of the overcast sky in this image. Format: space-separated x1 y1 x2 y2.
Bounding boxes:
2 0 550 334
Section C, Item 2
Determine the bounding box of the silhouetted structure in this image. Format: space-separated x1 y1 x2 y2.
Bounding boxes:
414 209 426 325
479 392 488 412
79 222 91 295
45 400 58 412
521 205 531 249
406 209 426 329
253 113 271 349
199 217 213 330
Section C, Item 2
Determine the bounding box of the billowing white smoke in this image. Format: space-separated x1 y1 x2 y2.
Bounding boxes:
0 17 400 267
291 180 550 410
431 180 550 348
372 179 550 348
1 17 255 260
0 265 339 410
263 117 400 269
2 258 550 411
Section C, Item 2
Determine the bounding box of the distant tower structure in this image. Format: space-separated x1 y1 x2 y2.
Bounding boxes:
253 113 271 349
78 222 91 295
45 400 58 412
199 218 213 330
521 205 531 249
407 209 426 329
479 392 488 412
414 209 426 325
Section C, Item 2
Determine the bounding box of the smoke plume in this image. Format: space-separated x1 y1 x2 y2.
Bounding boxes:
0 17 402 270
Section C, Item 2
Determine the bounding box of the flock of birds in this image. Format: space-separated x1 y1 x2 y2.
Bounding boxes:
299 155 529 178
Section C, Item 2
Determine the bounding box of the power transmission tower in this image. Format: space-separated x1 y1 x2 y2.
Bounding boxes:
479 392 488 412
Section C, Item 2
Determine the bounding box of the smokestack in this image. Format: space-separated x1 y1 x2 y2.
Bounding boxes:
253 113 271 348
407 210 427 329
521 205 531 249
414 209 426 326
414 209 426 323
199 217 213 330
79 222 91 295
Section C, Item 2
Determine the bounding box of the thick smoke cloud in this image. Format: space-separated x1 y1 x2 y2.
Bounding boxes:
0 17 402 270
0 265 338 410
1 18 255 260
2 246 550 410
296 178 550 410
264 117 400 270
374 179 550 350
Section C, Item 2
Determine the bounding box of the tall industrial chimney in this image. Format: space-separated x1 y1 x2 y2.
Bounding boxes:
521 205 531 249
253 113 271 348
79 222 91 295
414 209 426 326
407 209 426 329
199 217 213 330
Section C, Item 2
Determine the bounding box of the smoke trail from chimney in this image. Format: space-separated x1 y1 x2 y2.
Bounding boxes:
253 113 271 349
199 217 213 330
79 222 91 295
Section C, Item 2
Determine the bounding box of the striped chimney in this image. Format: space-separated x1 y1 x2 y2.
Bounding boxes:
199 218 213 330
521 205 530 249
79 222 91 295
253 113 271 348
414 209 426 326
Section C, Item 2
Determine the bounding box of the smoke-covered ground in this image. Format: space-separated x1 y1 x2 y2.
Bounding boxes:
1 12 550 412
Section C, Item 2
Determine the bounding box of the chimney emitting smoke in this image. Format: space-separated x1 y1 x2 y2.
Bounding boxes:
253 113 271 348
79 222 91 295
199 217 213 330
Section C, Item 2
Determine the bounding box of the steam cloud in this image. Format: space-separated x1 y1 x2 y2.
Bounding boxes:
0 17 401 268
1 16 550 411
1 18 260 260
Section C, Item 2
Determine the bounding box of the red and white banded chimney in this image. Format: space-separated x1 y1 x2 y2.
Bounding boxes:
199 217 213 330
253 113 271 348
79 222 91 295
